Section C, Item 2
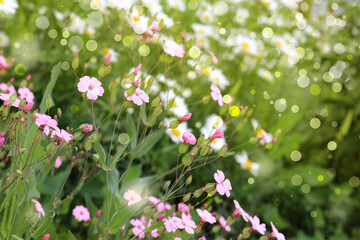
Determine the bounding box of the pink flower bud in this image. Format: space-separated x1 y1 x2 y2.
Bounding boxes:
157 214 165 221
272 136 278 143
0 137 4 147
26 74 32 81
96 209 101 218
4 157 9 162
81 124 93 134
104 54 112 66
196 43 202 48
182 132 196 145
41 234 50 240
209 129 224 140
22 102 34 114
20 118 25 123
10 77 14 83
0 131 5 137
182 32 189 39
134 64 142 75
190 152 195 157
178 113 192 123
133 78 141 88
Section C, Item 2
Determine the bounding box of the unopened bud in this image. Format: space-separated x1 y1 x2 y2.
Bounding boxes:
134 64 142 74
72 56 79 69
163 180 171 189
25 74 31 81
104 54 112 66
218 144 227 157
98 64 112 77
178 142 188 153
151 95 161 107
57 108 62 118
186 175 193 185
183 192 191 202
169 120 180 129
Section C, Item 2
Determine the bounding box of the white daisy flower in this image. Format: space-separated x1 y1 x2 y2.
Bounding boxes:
156 12 174 28
208 68 229 89
168 0 186 11
0 32 10 47
258 68 274 82
160 90 188 118
261 0 278 11
141 0 163 15
0 0 18 14
108 0 134 11
235 35 259 55
251 119 273 145
235 151 260 176
68 13 86 34
200 115 227 152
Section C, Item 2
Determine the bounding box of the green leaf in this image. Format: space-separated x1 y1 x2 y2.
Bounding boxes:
31 210 55 238
127 114 137 150
11 235 24 240
140 104 147 125
133 128 166 158
109 143 129 170
67 230 77 240
106 200 147 234
39 62 61 114
94 141 107 170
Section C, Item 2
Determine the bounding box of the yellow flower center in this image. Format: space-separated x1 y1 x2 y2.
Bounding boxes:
132 16 140 22
0 0 4 5
242 42 250 49
212 139 217 144
198 29 205 35
245 159 252 170
204 15 210 21
264 1 271 7
255 129 264 137
171 129 181 137
215 77 220 83
172 101 178 108
102 48 110 55
86 30 93 37
276 40 283 48
0 37 3 43
201 68 211 77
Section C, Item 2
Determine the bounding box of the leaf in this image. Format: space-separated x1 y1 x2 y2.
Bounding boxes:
133 128 166 158
336 109 353 141
94 141 107 170
106 200 147 234
31 210 55 238
140 104 147 125
39 62 61 114
11 235 24 240
109 143 129 170
67 230 77 240
127 114 137 150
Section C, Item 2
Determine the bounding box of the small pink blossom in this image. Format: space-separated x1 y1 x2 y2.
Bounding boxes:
130 216 146 239
219 216 231 232
269 222 286 240
0 137 5 147
52 129 73 145
0 56 11 70
96 209 101 218
151 21 160 31
199 237 206 240
72 205 91 222
173 213 196 234
249 215 266 235
164 40 185 58
178 202 190 213
54 156 62 168
149 196 171 212
182 32 189 39
22 102 34 113
0 93 20 107
196 209 216 224
124 87 149 106
232 200 249 221
211 85 223 106
41 234 50 240
182 132 196 145
208 51 218 64
163 216 178 233
26 75 32 81
18 87 34 103
209 129 224 141
34 113 59 136
178 113 192 123
214 170 232 197
77 76 104 100
31 199 45 216
124 189 142 206
81 124 93 134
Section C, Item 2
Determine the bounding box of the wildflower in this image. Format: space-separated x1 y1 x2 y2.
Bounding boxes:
0 137 4 147
0 0 18 14
163 216 178 233
173 213 196 234
196 209 216 224
34 113 59 136
130 217 146 239
251 119 273 145
22 102 34 114
54 156 62 168
199 237 206 240
178 113 192 123
178 202 190 213
210 85 223 106
77 76 104 100
160 90 188 118
151 21 160 31
81 124 93 134
0 93 20 107
268 222 286 240
0 55 11 69
104 53 112 65
209 129 224 141
248 215 266 235
134 64 142 75
214 169 232 197
31 199 45 216
149 196 171 212
18 87 34 103
164 40 185 58
41 234 50 240
165 118 192 144
182 132 196 145
124 189 142 206
52 129 73 144
208 51 218 64
219 216 231 232
72 205 91 222
232 200 250 221
235 151 260 176
124 87 149 106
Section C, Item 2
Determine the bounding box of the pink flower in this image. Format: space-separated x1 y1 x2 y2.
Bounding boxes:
196 209 216 224
54 156 62 168
199 237 206 240
41 234 50 240
77 76 104 100
22 102 34 113
124 189 142 206
178 202 190 213
208 51 218 64
151 21 160 31
72 205 91 222
182 32 189 39
34 113 59 135
96 209 101 218
149 196 171 212
0 137 4 147
232 200 249 222
209 129 224 141
178 113 192 123
214 170 232 197
182 132 196 145
163 216 178 233
269 222 286 240
248 215 266 235
173 213 196 234
104 54 112 65
81 124 93 134
52 129 73 144
134 64 142 75
211 85 223 106
124 87 149 106
164 40 185 58
18 87 34 103
26 75 32 81
31 199 45 216
0 93 20 107
0 56 11 70
219 216 231 232
130 216 146 239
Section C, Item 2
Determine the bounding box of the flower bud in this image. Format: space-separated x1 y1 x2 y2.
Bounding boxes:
134 64 142 74
83 62 88 72
98 64 112 77
178 113 192 123
72 56 79 69
25 74 32 81
200 145 210 156
126 85 136 97
218 144 227 157
22 102 34 114
151 95 161 107
183 192 191 202
178 142 188 153
81 124 93 134
41 234 50 240
181 154 192 166
205 183 215 193
209 129 224 141
169 120 180 129
194 189 203 198
163 180 171 189
96 209 101 218
104 54 112 66
186 175 193 185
